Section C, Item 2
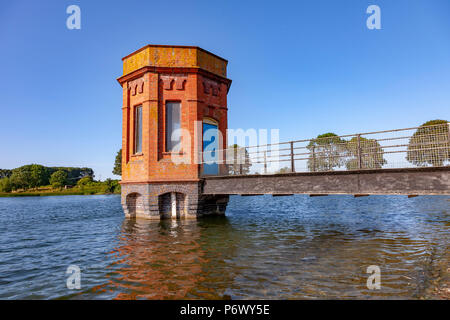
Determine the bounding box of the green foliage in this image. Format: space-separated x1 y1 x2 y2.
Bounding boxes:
277 167 291 174
103 178 115 193
0 178 12 193
0 176 121 197
0 169 12 179
50 170 68 190
346 137 386 170
407 120 449 166
29 164 50 189
77 178 120 194
1 165 94 192
8 164 49 190
77 176 93 186
227 144 251 175
307 133 347 172
113 149 122 176
10 168 31 190
106 179 120 193
47 167 94 184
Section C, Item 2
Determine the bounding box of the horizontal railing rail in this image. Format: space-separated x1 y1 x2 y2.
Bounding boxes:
200 122 450 176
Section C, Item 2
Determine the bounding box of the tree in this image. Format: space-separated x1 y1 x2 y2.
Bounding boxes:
48 167 94 184
0 178 12 193
113 183 121 194
29 164 49 189
0 169 12 179
50 170 68 190
77 176 93 186
226 144 251 175
103 178 119 193
3 165 93 190
8 164 49 190
113 149 122 176
307 133 347 172
346 137 386 170
10 168 32 191
277 167 291 174
407 120 449 167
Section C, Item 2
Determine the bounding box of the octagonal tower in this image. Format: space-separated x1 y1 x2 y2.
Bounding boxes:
117 45 231 219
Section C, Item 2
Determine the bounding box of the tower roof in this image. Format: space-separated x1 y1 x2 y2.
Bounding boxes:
121 44 228 78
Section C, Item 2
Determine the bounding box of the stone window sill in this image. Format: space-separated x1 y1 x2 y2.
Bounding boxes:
131 153 144 157
162 152 185 155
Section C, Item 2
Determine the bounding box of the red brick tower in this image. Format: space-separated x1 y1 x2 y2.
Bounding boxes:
117 45 231 219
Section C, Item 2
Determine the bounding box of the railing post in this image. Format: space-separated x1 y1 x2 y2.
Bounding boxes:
264 150 267 174
239 148 242 175
357 134 362 169
312 145 316 172
447 122 450 145
446 123 450 164
290 141 295 173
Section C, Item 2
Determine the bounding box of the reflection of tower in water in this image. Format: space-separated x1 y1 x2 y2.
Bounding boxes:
104 219 205 299
85 216 238 299
93 217 238 299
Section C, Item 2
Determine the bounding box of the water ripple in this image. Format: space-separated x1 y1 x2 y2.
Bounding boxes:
0 194 448 299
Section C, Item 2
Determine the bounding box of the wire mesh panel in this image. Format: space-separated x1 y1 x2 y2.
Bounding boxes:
200 122 450 176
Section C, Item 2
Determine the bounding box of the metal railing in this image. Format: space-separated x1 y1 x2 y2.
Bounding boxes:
200 122 450 176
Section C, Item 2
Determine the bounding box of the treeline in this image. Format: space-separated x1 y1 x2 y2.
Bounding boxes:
73 176 121 195
0 165 94 192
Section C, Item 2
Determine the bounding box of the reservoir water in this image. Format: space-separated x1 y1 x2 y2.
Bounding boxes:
0 194 448 299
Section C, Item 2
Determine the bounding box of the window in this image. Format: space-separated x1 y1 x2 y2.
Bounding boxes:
134 105 142 154
165 102 181 152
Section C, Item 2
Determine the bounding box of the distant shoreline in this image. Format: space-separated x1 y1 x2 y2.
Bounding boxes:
0 178 121 198
0 190 120 198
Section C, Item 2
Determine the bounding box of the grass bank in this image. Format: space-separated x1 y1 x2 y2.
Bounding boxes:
0 184 120 197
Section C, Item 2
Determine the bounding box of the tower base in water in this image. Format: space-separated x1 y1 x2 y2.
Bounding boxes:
121 182 229 220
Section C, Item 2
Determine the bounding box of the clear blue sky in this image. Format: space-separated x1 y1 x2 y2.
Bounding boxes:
1 0 449 179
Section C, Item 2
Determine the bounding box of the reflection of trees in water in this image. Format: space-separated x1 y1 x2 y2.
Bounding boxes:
96 217 237 300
